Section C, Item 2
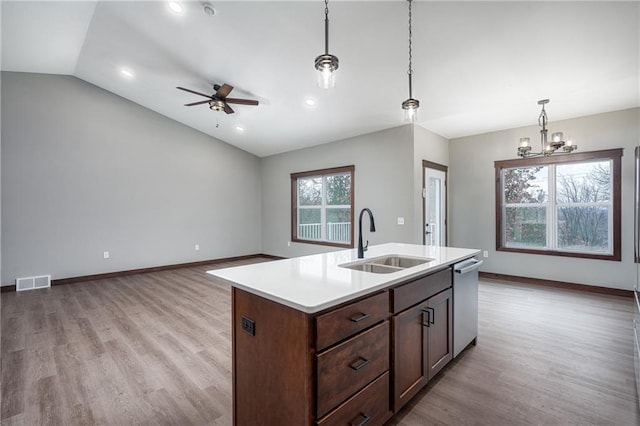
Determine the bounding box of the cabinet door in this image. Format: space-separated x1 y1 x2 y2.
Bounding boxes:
392 303 428 411
426 288 453 380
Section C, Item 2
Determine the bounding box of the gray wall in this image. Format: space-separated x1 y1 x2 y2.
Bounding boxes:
1 72 262 284
413 125 450 244
449 108 639 290
261 125 416 258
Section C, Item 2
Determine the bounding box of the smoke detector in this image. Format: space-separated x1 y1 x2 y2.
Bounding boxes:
202 2 215 16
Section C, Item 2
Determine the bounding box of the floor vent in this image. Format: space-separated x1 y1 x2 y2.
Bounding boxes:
16 275 51 291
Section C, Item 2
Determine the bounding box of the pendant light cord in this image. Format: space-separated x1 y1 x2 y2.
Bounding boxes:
324 0 330 54
407 0 413 99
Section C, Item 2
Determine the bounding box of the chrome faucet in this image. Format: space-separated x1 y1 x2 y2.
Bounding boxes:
357 208 376 258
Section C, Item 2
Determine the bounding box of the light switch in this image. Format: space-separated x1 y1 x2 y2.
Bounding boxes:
397 217 405 225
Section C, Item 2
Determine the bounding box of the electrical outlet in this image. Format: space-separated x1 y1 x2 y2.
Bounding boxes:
195 244 200 251
287 241 291 247
241 316 255 336
397 217 405 225
483 250 489 258
103 251 110 259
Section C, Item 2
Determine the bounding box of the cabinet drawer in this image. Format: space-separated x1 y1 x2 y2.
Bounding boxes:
317 321 389 418
317 371 390 426
391 268 451 313
316 291 389 350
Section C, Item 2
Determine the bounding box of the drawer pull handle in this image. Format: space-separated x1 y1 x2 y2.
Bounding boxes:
350 313 370 323
349 357 370 371
350 413 370 426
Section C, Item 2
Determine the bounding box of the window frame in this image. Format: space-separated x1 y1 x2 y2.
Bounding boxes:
291 165 355 248
495 149 622 261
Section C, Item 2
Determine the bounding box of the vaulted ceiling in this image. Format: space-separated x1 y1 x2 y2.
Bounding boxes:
2 1 638 157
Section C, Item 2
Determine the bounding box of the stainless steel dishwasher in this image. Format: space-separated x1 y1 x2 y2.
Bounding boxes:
453 257 482 357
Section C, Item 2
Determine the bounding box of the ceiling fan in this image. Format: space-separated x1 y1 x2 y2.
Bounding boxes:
176 83 259 114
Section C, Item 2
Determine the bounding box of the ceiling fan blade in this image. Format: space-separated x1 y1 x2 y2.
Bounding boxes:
216 83 234 98
225 98 259 106
176 86 212 98
223 103 235 114
184 100 211 107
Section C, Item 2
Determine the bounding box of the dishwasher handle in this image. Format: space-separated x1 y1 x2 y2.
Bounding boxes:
455 259 483 274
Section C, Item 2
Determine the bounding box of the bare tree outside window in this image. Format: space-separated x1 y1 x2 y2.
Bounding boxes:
556 161 611 252
495 149 621 261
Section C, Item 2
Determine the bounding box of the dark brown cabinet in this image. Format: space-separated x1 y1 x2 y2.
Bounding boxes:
425 288 453 380
231 265 456 425
391 269 453 411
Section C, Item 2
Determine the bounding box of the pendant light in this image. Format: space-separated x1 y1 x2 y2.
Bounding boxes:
314 0 339 89
402 0 419 122
517 99 577 158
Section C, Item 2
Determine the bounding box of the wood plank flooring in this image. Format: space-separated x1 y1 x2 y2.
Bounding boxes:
2 259 638 425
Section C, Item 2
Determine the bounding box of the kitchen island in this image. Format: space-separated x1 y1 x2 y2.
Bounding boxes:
208 243 479 426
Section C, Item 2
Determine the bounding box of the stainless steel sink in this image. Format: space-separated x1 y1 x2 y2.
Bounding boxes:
342 263 403 274
371 255 431 268
339 255 433 274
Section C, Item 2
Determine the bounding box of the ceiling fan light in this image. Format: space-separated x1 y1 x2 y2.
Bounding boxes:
209 100 225 111
315 54 339 89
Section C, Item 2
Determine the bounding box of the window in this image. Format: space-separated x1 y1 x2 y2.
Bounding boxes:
495 149 622 261
291 165 354 248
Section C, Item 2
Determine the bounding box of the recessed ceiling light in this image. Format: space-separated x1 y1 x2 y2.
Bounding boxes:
304 98 317 107
120 68 134 79
168 1 183 14
235 126 245 133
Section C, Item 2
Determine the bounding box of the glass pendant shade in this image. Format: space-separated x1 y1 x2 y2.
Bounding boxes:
315 1 338 89
315 54 339 89
402 99 419 122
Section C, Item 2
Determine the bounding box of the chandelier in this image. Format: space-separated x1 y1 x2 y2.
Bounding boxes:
401 0 419 122
517 99 577 158
314 0 339 89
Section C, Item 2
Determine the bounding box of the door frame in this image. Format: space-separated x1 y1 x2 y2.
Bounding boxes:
422 160 448 246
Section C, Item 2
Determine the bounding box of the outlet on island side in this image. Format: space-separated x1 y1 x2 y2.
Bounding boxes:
241 316 255 336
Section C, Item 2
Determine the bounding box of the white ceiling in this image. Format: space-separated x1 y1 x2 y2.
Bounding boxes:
2 1 639 157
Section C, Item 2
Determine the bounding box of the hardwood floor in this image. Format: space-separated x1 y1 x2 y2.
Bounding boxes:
1 259 638 425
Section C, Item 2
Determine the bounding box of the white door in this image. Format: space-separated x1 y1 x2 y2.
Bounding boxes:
424 166 447 246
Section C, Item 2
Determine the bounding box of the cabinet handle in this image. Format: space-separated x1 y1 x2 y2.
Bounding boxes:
350 413 370 426
421 308 431 327
349 357 370 371
428 307 435 324
350 312 370 323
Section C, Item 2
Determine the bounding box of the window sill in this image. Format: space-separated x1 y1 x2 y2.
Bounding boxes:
497 246 620 261
291 238 354 249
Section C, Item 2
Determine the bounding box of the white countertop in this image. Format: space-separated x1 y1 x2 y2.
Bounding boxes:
207 243 480 314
